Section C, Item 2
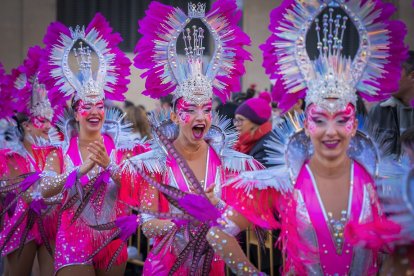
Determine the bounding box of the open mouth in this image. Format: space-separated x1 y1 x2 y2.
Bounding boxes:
87 117 101 126
192 124 206 139
322 140 340 149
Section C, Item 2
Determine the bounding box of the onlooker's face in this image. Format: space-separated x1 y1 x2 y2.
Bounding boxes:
394 68 414 101
305 103 357 161
234 114 257 135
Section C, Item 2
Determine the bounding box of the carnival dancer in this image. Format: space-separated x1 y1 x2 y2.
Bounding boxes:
0 46 61 276
198 0 409 275
37 13 143 275
91 1 264 275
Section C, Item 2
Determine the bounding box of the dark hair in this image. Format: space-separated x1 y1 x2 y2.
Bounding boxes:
403 50 414 76
71 97 80 111
401 126 414 149
12 112 30 140
160 95 174 108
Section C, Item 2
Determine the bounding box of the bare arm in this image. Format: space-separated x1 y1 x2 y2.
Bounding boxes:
40 151 95 198
207 206 261 275
140 180 176 238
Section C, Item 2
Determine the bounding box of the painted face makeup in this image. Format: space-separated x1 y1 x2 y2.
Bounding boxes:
31 116 50 129
306 103 356 135
175 98 212 141
77 100 105 117
305 103 356 159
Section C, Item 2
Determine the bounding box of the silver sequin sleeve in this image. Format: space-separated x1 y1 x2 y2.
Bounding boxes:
40 167 78 198
207 227 263 275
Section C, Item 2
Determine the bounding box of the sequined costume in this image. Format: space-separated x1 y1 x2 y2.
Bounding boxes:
121 113 261 275
37 13 140 272
219 0 408 275
39 109 145 272
90 0 256 274
0 46 61 257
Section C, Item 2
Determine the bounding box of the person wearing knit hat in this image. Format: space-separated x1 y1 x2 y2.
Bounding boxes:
233 92 274 167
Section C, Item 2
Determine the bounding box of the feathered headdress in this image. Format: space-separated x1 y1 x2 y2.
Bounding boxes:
261 0 408 112
0 63 22 120
40 13 131 105
134 0 251 105
9 46 60 122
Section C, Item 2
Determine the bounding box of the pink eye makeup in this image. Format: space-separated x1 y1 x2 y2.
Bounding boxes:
32 116 48 129
77 100 105 117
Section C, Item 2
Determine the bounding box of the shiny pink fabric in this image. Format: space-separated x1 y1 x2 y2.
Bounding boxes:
54 135 127 272
0 152 41 256
143 146 225 275
286 161 379 275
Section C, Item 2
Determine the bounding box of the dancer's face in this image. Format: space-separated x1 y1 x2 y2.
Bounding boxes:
75 99 105 134
172 98 212 144
26 116 52 139
305 103 357 161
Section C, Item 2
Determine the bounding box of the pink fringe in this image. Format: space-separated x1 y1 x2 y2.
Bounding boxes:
276 194 319 275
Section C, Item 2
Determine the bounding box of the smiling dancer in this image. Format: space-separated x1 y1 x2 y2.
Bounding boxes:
0 46 62 276
36 13 146 275
195 0 409 275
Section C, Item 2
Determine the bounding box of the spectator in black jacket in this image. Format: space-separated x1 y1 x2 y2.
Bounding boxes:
367 50 414 156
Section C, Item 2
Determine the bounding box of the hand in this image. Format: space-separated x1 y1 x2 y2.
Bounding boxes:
205 184 219 206
79 156 95 176
88 137 110 169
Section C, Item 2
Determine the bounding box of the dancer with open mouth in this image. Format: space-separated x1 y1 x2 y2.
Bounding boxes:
91 1 268 275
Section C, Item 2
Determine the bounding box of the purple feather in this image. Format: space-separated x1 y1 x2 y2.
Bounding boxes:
94 170 110 189
30 199 47 215
64 169 77 190
114 215 140 241
177 194 220 225
19 172 41 192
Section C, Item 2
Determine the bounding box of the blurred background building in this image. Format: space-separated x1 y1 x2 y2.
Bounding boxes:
0 0 412 109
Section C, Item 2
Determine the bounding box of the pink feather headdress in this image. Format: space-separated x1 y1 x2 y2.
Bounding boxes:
39 13 131 105
134 0 251 105
0 64 23 120
8 46 63 122
261 0 408 112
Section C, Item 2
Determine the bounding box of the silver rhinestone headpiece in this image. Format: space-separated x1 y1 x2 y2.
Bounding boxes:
188 2 206 18
72 39 104 104
30 75 54 120
305 8 357 113
175 25 212 105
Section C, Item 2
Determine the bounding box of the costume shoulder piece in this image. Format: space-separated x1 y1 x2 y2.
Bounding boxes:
376 155 414 243
226 114 383 194
207 115 262 172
